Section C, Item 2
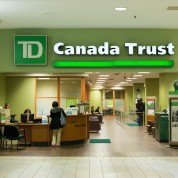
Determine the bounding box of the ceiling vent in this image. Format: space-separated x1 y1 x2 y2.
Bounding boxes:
167 6 178 10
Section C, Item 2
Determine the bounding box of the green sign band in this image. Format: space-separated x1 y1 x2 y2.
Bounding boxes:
171 102 178 106
53 60 174 68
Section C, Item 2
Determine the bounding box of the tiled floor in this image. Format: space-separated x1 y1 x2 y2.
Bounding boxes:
1 118 178 177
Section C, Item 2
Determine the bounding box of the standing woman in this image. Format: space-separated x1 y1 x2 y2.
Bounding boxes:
50 101 66 148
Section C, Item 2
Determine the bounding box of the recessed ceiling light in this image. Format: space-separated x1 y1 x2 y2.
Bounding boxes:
38 78 50 80
98 78 107 80
134 75 142 77
99 75 109 77
112 87 124 90
115 7 127 11
128 77 137 80
120 82 128 84
97 80 105 82
138 72 150 74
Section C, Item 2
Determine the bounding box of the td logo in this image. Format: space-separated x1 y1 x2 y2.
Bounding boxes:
14 35 47 65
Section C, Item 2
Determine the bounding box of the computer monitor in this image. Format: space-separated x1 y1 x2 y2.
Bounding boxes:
21 114 34 123
70 105 76 108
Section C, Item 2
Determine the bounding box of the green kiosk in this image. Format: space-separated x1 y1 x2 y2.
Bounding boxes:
155 112 169 142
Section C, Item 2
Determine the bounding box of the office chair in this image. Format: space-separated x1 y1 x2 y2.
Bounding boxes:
4 125 26 150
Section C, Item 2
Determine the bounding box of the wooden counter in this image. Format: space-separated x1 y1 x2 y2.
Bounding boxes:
1 114 89 146
61 115 89 141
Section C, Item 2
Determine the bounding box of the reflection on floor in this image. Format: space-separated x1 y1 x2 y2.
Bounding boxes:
0 118 178 177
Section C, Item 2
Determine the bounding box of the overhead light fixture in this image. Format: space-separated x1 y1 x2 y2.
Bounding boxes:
126 80 132 82
115 7 127 11
138 72 150 74
128 77 137 80
120 82 128 84
112 87 124 90
38 78 50 80
134 75 142 77
98 78 107 80
99 75 109 77
97 80 105 82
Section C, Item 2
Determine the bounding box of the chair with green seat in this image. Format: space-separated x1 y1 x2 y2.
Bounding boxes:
4 125 26 150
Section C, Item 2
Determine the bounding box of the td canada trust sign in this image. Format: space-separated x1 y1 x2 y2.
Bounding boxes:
14 35 174 67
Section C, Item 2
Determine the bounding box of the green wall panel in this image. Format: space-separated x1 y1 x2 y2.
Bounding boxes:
89 90 102 111
145 78 159 110
159 73 178 111
125 86 133 110
0 74 6 106
6 77 35 120
0 29 178 73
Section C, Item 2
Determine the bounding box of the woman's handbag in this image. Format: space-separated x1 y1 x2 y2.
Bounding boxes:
60 111 67 126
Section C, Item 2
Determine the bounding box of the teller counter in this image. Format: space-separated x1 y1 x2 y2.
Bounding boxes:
1 114 90 146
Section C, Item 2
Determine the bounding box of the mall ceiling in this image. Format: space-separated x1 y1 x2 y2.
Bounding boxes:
0 0 178 29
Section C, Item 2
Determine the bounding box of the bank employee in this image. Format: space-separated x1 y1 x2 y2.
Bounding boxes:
50 101 66 148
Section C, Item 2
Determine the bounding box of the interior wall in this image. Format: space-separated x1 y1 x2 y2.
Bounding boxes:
159 73 178 111
0 74 6 107
6 77 35 120
145 78 159 111
89 90 102 111
125 86 134 111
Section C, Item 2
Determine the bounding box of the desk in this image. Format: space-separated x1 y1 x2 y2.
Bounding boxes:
0 114 89 146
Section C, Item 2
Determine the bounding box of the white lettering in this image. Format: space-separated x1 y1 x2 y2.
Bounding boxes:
98 42 109 55
65 46 74 55
87 46 97 55
125 43 137 55
158 46 166 55
53 42 175 56
54 42 64 55
167 43 174 55
18 41 43 58
110 46 120 55
146 46 157 55
76 46 86 55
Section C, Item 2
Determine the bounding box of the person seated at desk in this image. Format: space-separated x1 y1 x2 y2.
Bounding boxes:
95 106 104 124
91 106 104 124
91 106 96 115
24 108 31 114
95 106 101 114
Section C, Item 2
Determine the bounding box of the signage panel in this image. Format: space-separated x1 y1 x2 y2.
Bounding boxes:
14 35 47 65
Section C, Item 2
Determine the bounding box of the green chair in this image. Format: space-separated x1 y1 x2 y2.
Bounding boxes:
4 125 26 150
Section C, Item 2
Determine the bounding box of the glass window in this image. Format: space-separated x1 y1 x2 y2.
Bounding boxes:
104 90 113 99
115 90 125 99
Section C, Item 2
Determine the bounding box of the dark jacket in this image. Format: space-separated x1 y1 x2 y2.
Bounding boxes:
50 107 66 130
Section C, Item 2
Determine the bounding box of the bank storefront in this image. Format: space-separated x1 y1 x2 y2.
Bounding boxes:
0 29 178 118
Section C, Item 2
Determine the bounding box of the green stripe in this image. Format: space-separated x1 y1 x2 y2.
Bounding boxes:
52 60 174 68
169 91 178 94
171 102 178 106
